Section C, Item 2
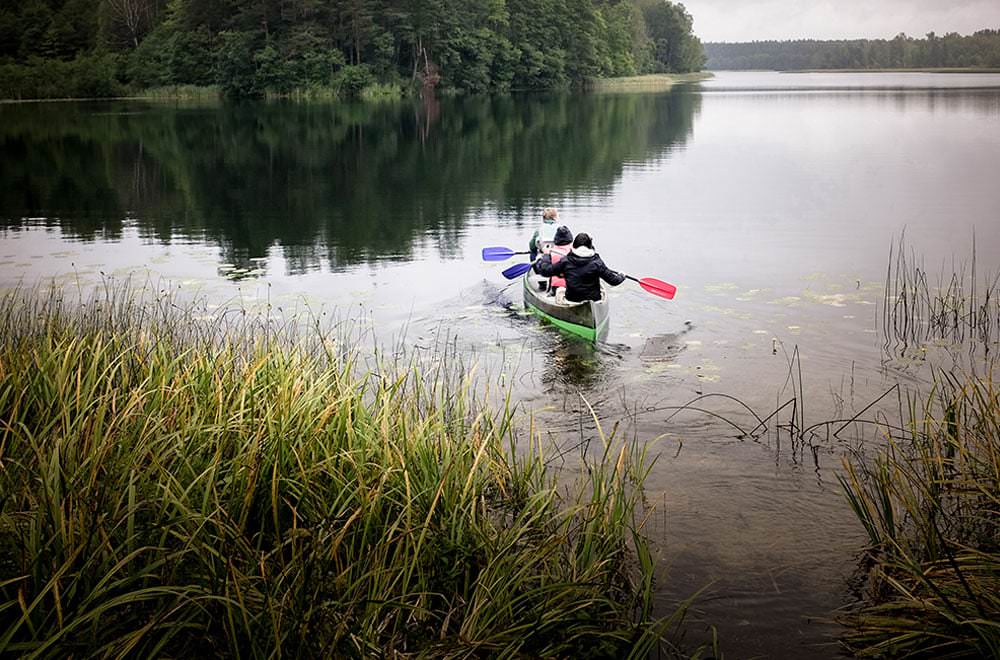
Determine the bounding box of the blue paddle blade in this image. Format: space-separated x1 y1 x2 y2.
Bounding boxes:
502 262 532 279
482 246 517 261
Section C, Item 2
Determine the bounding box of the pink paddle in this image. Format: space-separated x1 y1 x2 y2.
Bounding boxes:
626 276 676 300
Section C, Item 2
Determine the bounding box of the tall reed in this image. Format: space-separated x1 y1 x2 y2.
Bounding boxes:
882 236 1000 354
0 283 683 657
839 373 1000 657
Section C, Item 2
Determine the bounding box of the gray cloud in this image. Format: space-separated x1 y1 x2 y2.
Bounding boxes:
683 0 1000 42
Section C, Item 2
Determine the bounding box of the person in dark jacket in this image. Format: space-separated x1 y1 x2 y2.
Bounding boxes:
533 232 626 303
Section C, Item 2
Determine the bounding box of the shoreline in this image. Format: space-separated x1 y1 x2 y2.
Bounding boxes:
589 72 714 92
0 85 222 105
788 67 1000 74
705 67 1000 74
1 73 718 104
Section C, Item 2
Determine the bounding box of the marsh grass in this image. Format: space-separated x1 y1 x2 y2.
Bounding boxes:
882 237 1000 356
360 82 406 102
138 85 222 101
838 373 1000 657
258 82 404 102
587 73 713 93
0 283 686 657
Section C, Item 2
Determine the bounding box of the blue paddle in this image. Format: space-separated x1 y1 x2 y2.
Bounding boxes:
502 262 533 279
482 246 530 261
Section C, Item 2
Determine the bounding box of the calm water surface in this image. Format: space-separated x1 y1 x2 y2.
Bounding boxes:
2 71 1000 657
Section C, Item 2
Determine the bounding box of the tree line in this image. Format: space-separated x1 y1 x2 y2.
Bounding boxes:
0 0 705 99
704 29 1000 71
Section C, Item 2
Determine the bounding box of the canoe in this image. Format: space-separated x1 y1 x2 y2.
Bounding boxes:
522 270 609 342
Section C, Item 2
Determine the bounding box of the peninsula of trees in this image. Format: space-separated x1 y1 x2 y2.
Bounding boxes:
0 0 705 100
704 30 1000 71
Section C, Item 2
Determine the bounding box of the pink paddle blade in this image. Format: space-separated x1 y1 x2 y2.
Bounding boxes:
637 277 676 300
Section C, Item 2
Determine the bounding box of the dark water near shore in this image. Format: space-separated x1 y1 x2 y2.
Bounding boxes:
2 71 1000 658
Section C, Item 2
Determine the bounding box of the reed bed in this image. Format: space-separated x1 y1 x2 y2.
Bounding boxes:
838 373 1000 658
882 237 1000 355
0 283 681 658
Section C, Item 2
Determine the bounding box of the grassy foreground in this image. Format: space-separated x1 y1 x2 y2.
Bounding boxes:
0 286 681 657
839 374 1000 657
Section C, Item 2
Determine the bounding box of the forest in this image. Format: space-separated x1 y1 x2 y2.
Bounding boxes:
0 0 705 99
704 29 1000 71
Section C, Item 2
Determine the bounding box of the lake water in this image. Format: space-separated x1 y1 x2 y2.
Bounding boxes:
2 71 1000 657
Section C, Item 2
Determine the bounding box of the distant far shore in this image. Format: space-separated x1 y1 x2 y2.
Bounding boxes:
781 67 1000 74
703 30 1000 73
701 67 1000 75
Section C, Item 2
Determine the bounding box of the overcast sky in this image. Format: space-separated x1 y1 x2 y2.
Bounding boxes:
683 0 1000 42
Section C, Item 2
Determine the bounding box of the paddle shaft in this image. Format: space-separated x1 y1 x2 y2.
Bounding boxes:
495 258 676 299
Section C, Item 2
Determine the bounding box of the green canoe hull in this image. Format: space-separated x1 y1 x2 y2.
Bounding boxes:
522 272 609 342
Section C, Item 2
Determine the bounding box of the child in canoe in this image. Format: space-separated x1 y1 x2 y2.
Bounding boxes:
533 232 626 303
528 208 560 260
533 225 574 297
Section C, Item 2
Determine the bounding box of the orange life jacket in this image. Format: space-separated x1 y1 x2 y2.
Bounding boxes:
549 244 571 289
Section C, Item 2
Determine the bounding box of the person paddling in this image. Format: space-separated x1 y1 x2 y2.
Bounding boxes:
533 232 625 303
528 208 560 260
534 225 573 297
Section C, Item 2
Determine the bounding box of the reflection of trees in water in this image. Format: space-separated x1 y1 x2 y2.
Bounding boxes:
0 119 124 238
0 91 701 269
